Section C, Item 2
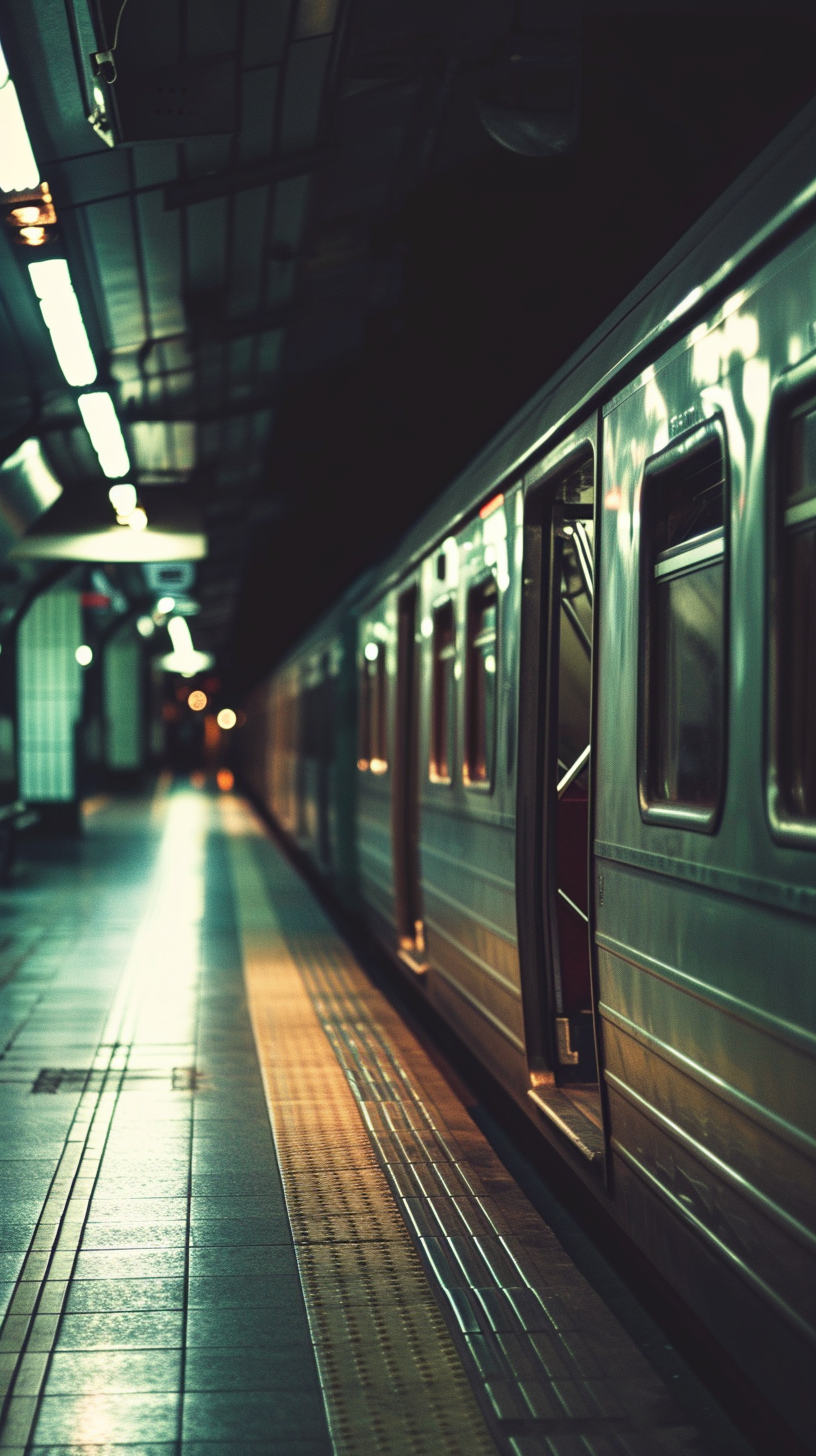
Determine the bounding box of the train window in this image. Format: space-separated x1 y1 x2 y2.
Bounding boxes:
775 399 816 823
430 601 456 783
640 419 727 828
358 641 388 773
464 577 497 787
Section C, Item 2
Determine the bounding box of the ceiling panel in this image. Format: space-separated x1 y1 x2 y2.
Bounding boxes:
243 0 292 69
136 193 185 339
280 37 333 152
186 198 229 294
227 187 268 317
295 0 340 42
238 68 279 164
85 199 147 350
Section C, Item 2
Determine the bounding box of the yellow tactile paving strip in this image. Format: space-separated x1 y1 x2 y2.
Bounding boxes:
224 798 713 1456
226 817 497 1456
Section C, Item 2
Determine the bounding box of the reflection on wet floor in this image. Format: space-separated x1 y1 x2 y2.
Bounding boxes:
0 787 329 1455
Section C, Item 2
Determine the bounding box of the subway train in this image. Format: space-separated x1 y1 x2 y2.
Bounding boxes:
240 99 816 1448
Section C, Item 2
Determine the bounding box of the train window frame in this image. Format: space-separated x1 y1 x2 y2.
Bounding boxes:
357 637 388 775
429 596 456 785
638 415 729 833
767 357 816 847
463 572 499 791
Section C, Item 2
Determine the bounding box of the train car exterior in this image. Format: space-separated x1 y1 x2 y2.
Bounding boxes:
240 101 816 1448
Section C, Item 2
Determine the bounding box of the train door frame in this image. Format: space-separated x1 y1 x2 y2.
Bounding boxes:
515 417 609 1177
393 582 428 973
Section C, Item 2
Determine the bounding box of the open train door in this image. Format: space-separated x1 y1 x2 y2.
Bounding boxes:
392 584 428 974
516 432 606 1173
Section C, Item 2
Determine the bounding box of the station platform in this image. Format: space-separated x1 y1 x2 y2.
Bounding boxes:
0 783 750 1456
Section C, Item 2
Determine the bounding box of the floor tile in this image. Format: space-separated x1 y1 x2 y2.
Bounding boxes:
184 1304 312 1349
72 1250 186 1281
189 1218 290 1247
181 1444 332 1456
45 1349 182 1395
181 1390 328 1443
185 1274 304 1310
33 1391 179 1444
79 1223 188 1251
56 1311 184 1350
183 1348 320 1393
30 1445 176 1455
187 1245 298 1281
64 1279 186 1313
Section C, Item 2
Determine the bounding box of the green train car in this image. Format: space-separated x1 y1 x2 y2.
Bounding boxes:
241 98 816 1448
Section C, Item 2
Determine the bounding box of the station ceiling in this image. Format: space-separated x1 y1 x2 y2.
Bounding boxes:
0 1 815 689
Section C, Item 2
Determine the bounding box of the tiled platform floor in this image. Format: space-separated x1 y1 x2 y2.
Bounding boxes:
0 788 329 1456
0 786 756 1456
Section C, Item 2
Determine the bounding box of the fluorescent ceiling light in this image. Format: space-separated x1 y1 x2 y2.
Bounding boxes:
161 615 212 676
108 483 137 516
168 615 194 655
0 40 40 192
77 392 130 478
158 649 214 677
29 259 97 387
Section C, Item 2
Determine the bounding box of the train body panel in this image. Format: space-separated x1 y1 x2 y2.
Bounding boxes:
595 234 816 1408
240 100 816 1448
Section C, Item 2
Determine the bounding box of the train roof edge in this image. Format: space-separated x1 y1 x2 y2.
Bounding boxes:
265 93 816 678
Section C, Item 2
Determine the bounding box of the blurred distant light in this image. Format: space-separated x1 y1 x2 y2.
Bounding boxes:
109 483 137 517
160 614 212 677
19 225 48 246
216 708 237 730
217 768 234 792
12 205 41 226
159 649 214 677
188 689 207 712
364 642 378 661
128 506 148 531
136 615 155 637
168 616 193 655
479 492 504 520
77 392 130 477
75 644 93 666
156 595 175 614
0 40 40 191
29 259 97 387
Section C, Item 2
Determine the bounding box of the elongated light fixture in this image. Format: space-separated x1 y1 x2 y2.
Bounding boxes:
28 259 97 386
160 614 213 676
77 391 130 478
0 40 39 192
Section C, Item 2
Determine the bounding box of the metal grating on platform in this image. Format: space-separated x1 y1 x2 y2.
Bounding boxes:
225 799 715 1456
